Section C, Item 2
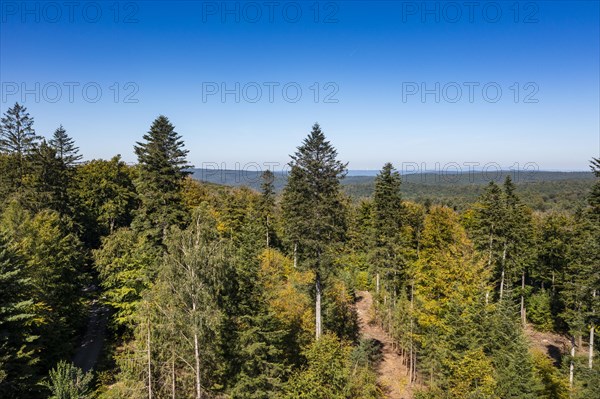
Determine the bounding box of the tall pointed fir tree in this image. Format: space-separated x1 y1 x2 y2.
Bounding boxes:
133 116 191 243
0 103 40 192
281 123 347 340
260 169 277 248
372 162 405 295
49 125 82 167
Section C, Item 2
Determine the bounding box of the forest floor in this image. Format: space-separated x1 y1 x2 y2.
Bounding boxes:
524 324 572 366
73 295 109 373
356 291 413 399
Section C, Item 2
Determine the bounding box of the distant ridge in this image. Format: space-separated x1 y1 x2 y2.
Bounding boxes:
190 169 595 212
191 168 594 191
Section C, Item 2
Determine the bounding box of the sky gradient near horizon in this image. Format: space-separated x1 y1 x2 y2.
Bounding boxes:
1 0 599 172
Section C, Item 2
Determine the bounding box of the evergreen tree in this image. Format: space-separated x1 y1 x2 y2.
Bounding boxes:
259 169 277 248
133 116 191 243
371 162 405 296
49 126 82 167
0 103 40 188
281 123 347 340
1 204 86 368
43 361 93 399
27 140 65 212
0 234 39 398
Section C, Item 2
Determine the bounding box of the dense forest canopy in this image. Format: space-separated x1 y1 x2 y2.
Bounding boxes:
0 103 598 398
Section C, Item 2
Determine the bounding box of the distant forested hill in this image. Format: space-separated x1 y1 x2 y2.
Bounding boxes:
191 169 595 212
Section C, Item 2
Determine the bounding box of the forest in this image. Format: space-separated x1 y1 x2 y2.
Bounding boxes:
0 102 598 399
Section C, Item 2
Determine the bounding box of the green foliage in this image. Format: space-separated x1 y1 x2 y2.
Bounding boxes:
43 361 93 399
0 234 39 397
0 103 40 187
531 351 569 399
93 228 158 329
72 156 137 246
49 126 82 167
281 122 347 261
283 333 380 399
133 115 191 243
528 290 554 331
1 203 87 366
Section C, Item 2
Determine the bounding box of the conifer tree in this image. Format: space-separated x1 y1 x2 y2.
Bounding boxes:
49 126 82 167
281 123 347 340
260 169 276 248
0 103 40 187
371 162 405 295
133 116 191 243
0 234 39 398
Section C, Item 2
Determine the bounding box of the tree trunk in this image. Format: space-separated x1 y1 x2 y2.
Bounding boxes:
315 274 322 340
590 289 596 369
266 215 270 248
376 273 380 294
147 322 152 399
520 270 526 326
569 336 576 389
409 282 414 384
194 330 201 399
499 243 507 300
488 229 494 267
293 243 297 268
590 324 595 370
171 352 176 399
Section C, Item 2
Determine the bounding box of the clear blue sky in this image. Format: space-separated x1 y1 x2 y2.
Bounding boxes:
1 1 599 171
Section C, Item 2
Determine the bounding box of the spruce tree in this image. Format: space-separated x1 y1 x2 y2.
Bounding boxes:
260 170 276 248
281 123 347 340
0 103 40 188
133 115 191 243
372 162 405 295
49 126 82 167
0 234 38 397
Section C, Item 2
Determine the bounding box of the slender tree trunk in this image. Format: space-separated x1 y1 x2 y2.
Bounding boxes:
590 289 596 369
147 321 152 399
569 336 576 389
191 266 202 399
266 215 270 248
376 273 380 294
315 273 322 340
194 330 201 399
293 243 297 268
520 270 526 326
500 243 507 300
409 281 414 384
590 325 595 370
171 352 176 399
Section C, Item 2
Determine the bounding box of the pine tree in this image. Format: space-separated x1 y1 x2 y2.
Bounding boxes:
0 103 40 188
281 123 347 340
133 116 191 243
49 126 82 167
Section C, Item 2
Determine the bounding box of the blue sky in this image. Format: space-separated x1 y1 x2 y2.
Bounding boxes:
1 0 599 171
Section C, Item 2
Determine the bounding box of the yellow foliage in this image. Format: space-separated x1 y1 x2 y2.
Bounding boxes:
259 249 314 337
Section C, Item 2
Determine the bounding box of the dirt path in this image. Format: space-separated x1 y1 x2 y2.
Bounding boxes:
356 291 412 399
72 298 109 373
